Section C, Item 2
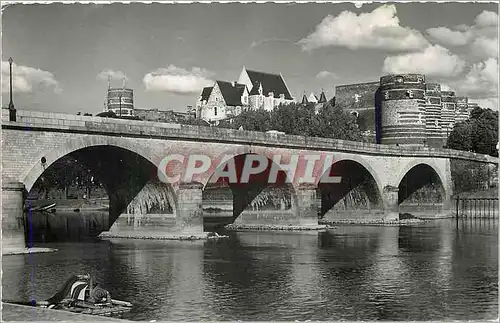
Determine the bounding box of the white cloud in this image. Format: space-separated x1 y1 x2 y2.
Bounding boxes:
473 98 498 111
426 27 470 46
298 4 429 51
1 61 61 94
97 69 128 82
475 10 499 27
425 10 498 58
382 45 465 77
471 36 499 60
143 65 214 94
451 58 499 98
316 70 338 79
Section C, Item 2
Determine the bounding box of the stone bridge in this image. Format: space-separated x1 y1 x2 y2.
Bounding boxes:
2 109 497 252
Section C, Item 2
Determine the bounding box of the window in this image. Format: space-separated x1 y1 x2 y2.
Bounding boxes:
407 90 414 98
214 107 218 116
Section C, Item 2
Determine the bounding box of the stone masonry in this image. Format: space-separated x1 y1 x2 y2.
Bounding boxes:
2 108 497 251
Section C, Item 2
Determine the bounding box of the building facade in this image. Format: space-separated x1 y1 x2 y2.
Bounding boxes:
335 75 477 147
196 67 294 124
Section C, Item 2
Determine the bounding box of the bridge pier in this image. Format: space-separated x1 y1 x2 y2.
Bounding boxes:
176 182 204 234
382 185 399 221
296 184 320 226
2 180 26 254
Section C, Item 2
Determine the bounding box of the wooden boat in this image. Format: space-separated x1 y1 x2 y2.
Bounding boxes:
24 203 56 213
39 299 133 316
9 274 133 317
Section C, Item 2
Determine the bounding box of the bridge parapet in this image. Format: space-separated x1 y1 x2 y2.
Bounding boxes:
2 108 497 164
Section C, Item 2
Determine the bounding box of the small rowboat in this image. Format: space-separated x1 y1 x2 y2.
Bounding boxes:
24 203 56 213
11 274 134 317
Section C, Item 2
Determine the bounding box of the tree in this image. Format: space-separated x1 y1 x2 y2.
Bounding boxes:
447 107 498 157
214 101 362 141
231 109 272 132
269 103 316 135
312 103 362 141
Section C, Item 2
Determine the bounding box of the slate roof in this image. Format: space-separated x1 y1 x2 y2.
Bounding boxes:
318 91 327 103
249 82 260 95
200 87 213 102
216 81 246 106
246 69 293 100
301 95 308 105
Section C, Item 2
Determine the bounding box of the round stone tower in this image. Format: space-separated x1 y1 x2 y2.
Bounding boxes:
107 88 134 117
379 74 427 145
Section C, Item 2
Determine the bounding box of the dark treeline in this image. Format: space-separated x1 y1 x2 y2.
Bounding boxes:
34 156 101 199
447 106 498 157
215 101 362 142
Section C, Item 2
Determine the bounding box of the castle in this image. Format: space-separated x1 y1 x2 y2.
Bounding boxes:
335 74 477 147
196 67 295 124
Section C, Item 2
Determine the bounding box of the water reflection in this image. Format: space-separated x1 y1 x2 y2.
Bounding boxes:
2 219 498 321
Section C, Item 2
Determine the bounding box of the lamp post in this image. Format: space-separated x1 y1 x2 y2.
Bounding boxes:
8 57 16 121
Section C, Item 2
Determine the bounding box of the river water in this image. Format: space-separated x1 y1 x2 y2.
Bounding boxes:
2 219 498 321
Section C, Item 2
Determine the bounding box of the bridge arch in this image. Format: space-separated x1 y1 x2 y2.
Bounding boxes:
396 161 449 205
23 136 176 226
23 136 163 192
318 157 383 217
202 152 298 222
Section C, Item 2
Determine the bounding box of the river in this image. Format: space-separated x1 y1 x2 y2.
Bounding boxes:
2 219 498 321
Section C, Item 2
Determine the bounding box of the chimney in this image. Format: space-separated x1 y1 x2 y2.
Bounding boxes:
232 81 237 87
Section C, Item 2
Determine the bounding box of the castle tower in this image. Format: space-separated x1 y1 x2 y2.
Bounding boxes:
379 74 427 145
440 91 456 138
425 83 444 147
107 87 134 117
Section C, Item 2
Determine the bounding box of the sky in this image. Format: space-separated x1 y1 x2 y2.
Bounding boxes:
1 1 499 114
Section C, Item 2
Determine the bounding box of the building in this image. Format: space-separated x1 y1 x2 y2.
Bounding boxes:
105 87 135 117
196 67 295 124
335 81 381 140
197 80 249 124
238 67 294 111
379 74 427 145
334 76 478 147
134 108 194 123
300 91 328 114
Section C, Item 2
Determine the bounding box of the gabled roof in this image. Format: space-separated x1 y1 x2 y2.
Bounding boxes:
200 87 213 102
249 82 262 95
308 93 319 103
245 69 293 100
301 94 308 105
216 81 246 106
318 91 327 103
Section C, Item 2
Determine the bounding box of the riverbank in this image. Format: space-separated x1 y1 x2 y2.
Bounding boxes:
2 247 59 256
455 188 498 198
319 218 432 227
99 231 209 241
25 198 109 212
225 223 328 231
1 302 130 322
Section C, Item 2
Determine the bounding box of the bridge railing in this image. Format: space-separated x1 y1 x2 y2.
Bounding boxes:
2 108 498 164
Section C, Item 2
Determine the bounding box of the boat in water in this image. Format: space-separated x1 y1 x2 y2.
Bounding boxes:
24 203 56 213
6 274 132 317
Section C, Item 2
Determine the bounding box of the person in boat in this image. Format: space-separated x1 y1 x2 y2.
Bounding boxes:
45 274 111 306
